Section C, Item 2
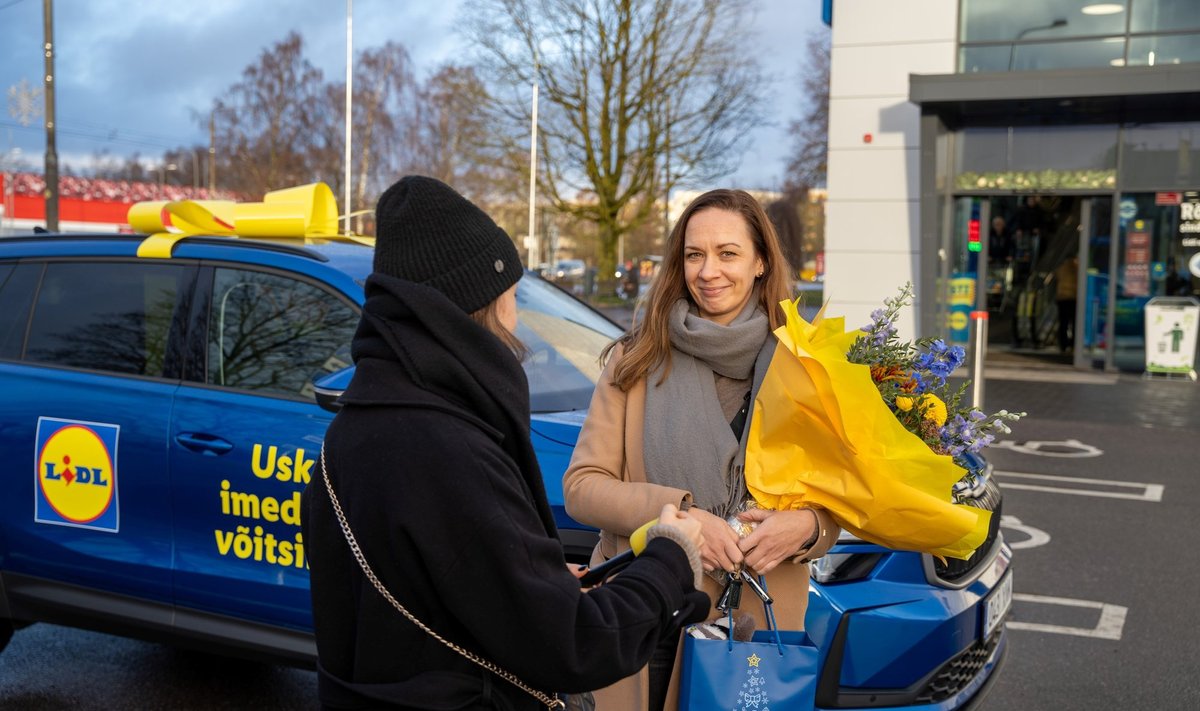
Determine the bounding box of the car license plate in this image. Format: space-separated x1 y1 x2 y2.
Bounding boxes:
983 571 1013 640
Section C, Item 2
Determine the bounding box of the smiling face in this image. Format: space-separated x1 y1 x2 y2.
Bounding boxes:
683 208 764 325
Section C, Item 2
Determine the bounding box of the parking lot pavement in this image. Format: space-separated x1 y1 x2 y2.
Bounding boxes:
974 370 1200 431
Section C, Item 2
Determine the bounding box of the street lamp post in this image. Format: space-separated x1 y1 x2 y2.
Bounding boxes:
158 163 178 194
42 0 58 231
1008 19 1068 71
344 0 353 229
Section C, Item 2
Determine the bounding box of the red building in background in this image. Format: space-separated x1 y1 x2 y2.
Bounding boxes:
0 172 222 234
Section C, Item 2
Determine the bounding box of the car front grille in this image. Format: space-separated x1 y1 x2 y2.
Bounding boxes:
934 477 1002 584
914 626 1004 703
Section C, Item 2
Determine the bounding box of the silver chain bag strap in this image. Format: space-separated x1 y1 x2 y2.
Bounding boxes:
319 444 565 710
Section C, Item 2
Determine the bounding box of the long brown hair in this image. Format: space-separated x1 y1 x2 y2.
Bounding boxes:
471 298 528 360
603 189 793 391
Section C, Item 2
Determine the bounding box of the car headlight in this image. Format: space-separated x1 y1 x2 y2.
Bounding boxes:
810 552 883 584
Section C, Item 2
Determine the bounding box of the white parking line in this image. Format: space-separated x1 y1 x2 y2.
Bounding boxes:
995 470 1164 502
993 439 1103 457
1007 593 1128 640
999 515 1050 550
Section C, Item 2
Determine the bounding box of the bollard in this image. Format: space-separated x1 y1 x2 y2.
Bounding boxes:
971 310 989 410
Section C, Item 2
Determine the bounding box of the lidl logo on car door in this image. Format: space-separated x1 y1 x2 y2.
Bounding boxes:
35 417 120 532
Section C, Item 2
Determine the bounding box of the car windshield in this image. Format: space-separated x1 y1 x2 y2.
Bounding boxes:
516 275 624 412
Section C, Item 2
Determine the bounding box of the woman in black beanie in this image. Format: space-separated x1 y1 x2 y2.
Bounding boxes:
302 175 710 710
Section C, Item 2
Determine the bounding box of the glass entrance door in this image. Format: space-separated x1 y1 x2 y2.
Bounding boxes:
947 195 1113 369
1080 197 1113 368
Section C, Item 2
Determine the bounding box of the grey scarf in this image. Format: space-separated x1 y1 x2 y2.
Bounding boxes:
643 298 770 517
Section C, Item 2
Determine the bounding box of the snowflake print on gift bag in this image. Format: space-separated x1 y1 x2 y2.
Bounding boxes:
678 576 818 710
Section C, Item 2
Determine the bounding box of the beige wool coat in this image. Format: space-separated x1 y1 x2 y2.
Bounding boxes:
563 346 840 711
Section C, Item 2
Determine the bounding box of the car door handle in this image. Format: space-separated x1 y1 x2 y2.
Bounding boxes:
175 432 234 456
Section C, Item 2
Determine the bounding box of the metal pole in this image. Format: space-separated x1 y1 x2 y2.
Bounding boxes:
971 310 989 410
344 0 353 231
191 149 199 192
527 82 539 270
42 0 58 231
209 111 216 193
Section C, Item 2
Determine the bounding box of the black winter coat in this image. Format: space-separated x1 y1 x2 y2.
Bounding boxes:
302 274 709 711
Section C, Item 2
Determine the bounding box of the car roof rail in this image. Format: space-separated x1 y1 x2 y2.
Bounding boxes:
127 182 375 259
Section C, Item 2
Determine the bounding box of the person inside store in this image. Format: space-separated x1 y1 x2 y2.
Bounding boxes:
989 214 1012 263
303 175 712 711
1054 253 1079 354
1165 256 1194 296
563 188 841 711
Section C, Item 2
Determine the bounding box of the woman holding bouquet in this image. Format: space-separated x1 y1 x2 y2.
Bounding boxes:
564 189 841 711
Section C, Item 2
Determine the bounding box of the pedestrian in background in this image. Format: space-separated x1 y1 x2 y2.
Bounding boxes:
303 176 711 710
1055 255 1078 354
563 189 841 711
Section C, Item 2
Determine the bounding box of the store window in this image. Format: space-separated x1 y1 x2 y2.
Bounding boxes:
1121 122 1200 190
1131 0 1200 33
960 0 1200 72
961 0 1126 43
1112 191 1200 370
1127 34 1200 66
955 125 1118 190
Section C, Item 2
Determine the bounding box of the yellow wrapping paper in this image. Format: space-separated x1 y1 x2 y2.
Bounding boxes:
744 299 991 560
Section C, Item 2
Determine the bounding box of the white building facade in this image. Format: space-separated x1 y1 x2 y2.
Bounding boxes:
824 0 1200 372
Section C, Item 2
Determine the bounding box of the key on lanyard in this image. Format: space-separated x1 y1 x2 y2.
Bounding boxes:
740 569 773 604
716 571 743 612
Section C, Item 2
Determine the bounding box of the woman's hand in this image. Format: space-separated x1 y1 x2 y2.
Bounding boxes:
655 503 704 553
688 508 744 574
735 508 817 575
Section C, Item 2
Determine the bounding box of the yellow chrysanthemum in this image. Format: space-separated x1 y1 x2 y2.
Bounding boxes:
895 394 947 426
897 391 940 425
922 395 948 427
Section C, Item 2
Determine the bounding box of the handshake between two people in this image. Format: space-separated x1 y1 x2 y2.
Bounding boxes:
577 504 817 587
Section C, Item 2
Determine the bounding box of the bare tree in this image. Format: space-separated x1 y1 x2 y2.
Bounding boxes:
351 43 418 215
408 63 510 204
466 0 763 278
784 29 830 192
207 33 328 197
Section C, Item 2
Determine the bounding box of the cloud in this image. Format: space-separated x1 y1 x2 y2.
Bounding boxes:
1 0 820 187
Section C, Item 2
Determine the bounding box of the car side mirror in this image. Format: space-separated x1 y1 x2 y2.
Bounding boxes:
312 365 355 413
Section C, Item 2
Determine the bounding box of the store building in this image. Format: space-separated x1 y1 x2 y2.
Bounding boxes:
824 0 1200 371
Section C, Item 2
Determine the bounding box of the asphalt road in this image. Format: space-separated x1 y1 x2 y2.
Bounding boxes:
978 373 1200 710
0 624 317 709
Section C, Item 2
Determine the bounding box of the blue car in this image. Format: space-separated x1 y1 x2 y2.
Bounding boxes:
0 218 1009 708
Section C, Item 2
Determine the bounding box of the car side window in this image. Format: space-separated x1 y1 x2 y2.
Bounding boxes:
207 267 357 399
0 262 41 360
25 261 188 377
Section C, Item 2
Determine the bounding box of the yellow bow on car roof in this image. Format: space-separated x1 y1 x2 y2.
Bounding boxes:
127 182 373 258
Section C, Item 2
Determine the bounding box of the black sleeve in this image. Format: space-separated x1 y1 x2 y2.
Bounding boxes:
396 418 709 692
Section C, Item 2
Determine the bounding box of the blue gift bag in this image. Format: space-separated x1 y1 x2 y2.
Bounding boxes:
678 579 818 710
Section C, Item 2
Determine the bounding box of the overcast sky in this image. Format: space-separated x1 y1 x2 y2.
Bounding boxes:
0 0 825 191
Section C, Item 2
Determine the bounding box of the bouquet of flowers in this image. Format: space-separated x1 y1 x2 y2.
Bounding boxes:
743 285 1023 561
850 283 1023 479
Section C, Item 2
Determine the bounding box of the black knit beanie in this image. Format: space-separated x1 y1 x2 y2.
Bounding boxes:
373 176 523 314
